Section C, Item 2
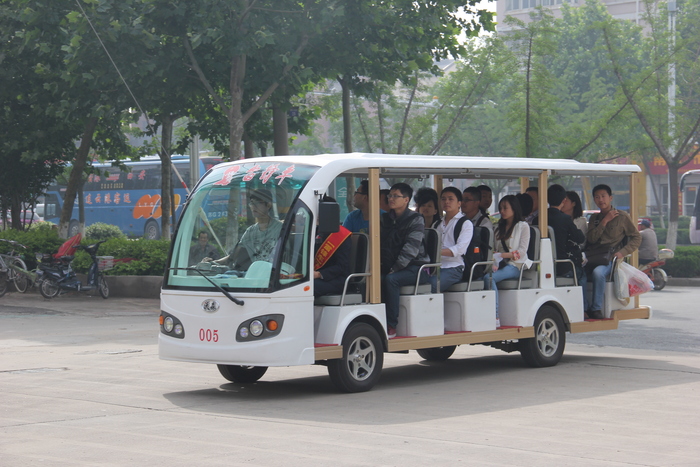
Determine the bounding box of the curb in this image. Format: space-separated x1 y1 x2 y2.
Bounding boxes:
666 277 700 287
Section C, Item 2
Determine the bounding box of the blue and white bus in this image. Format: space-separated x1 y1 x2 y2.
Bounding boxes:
42 156 222 238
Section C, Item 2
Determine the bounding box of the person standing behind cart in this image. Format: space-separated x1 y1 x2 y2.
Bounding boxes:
638 219 658 265
380 183 430 338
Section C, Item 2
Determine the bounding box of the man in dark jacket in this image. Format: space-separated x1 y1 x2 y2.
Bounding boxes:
314 226 352 297
380 183 429 338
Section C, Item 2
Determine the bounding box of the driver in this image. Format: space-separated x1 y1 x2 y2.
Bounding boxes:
206 188 283 269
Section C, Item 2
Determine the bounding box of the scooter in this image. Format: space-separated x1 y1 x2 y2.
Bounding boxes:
638 248 674 291
38 240 109 299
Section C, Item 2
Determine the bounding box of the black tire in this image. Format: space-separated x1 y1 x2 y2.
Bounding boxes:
68 220 80 237
11 258 29 293
520 305 566 368
327 322 384 393
98 274 109 299
144 220 160 240
217 365 268 384
40 278 60 299
417 346 457 361
652 269 666 291
0 276 7 297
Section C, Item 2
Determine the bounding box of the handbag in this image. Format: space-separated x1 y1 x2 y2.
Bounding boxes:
584 243 614 270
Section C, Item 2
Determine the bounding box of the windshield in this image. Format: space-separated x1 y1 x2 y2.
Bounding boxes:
166 161 317 292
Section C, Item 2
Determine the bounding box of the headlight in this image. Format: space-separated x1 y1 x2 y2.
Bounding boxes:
239 327 249 338
250 320 264 337
163 316 174 333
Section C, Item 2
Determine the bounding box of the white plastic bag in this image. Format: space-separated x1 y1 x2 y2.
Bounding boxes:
614 260 654 300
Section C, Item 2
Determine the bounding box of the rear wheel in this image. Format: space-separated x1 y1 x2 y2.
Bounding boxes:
144 220 160 240
11 258 29 293
417 346 457 361
68 220 80 237
328 322 383 393
520 305 565 368
40 278 60 299
98 274 109 299
652 269 666 291
217 365 268 384
0 275 7 297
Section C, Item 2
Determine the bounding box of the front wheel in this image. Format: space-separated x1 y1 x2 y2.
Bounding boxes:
11 258 29 293
40 278 61 299
144 220 160 240
328 322 384 393
417 346 456 361
217 365 268 384
520 305 565 368
652 269 666 291
98 274 109 299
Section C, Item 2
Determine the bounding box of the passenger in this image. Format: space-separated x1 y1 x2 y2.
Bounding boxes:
638 220 658 265
430 187 473 293
534 185 587 299
189 231 220 264
380 182 430 338
314 196 352 297
343 180 386 234
563 191 588 239
477 185 493 216
462 186 494 235
208 188 283 269
379 189 390 212
525 186 539 224
486 195 532 328
584 184 641 319
516 193 534 222
414 187 441 228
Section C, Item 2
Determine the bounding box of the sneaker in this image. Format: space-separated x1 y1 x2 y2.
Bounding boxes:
584 311 591 320
589 310 604 320
387 326 397 338
495 318 501 328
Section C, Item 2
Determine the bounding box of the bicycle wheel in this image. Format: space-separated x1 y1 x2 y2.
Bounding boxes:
0 275 7 297
11 258 29 293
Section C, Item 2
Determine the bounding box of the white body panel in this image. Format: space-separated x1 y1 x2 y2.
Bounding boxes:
398 294 445 337
314 303 387 344
499 287 585 326
443 290 497 332
159 286 316 366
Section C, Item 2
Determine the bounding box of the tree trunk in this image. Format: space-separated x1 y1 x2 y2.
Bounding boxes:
78 183 85 233
228 54 247 161
666 164 680 249
273 105 289 155
339 77 353 153
59 117 98 239
159 115 174 240
243 133 254 159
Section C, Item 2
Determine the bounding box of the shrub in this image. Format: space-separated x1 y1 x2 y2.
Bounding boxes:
654 229 690 245
0 228 64 269
71 237 170 276
664 246 700 278
84 222 126 241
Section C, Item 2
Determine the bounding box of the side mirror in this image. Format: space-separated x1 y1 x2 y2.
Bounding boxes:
318 202 340 234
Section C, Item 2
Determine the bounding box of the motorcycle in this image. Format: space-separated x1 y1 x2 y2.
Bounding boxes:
38 240 110 299
638 248 674 291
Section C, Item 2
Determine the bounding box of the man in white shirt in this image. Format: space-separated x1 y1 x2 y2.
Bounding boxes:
431 187 473 292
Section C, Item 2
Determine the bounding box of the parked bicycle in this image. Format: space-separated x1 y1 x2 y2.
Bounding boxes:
39 240 110 299
0 239 31 296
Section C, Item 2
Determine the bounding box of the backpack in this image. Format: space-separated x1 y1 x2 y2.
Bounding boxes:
453 218 490 282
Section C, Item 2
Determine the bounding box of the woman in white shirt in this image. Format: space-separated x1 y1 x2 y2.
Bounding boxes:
486 195 532 327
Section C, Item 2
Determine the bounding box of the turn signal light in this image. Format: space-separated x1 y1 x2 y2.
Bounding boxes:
267 320 279 331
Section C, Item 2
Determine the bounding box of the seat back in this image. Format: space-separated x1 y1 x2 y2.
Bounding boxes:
400 228 440 295
314 232 369 306
549 225 578 285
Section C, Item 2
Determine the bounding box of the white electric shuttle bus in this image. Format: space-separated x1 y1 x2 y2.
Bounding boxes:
159 153 651 392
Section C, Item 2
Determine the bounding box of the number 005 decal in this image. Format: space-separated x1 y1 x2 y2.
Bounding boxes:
199 329 219 342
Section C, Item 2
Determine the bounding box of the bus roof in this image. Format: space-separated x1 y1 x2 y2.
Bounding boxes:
240 153 641 179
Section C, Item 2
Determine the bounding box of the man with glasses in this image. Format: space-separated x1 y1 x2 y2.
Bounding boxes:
380 183 430 338
343 180 385 233
462 186 493 234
